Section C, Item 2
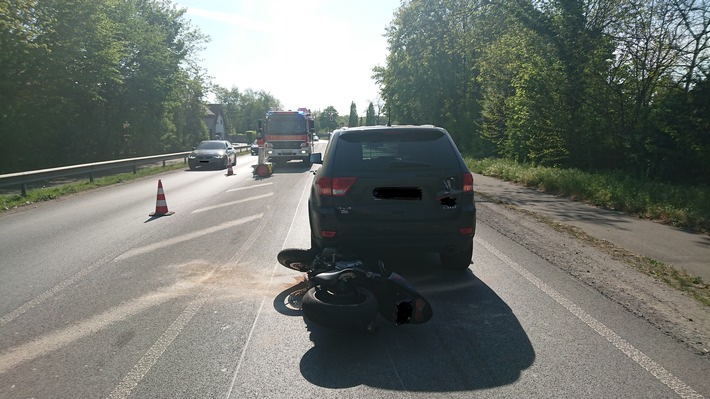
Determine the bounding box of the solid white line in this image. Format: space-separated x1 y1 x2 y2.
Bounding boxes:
192 193 273 213
477 237 703 399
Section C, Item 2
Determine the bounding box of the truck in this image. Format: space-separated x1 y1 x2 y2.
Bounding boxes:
260 108 316 165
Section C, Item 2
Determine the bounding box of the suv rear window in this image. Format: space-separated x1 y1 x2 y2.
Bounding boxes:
333 129 460 171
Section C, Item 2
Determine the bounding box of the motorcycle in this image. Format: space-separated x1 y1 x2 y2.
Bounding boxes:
277 247 433 332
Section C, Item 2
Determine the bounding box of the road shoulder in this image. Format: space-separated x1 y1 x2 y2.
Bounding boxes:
474 178 710 357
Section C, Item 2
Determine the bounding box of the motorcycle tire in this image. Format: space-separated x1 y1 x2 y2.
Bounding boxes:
277 248 316 271
301 286 379 331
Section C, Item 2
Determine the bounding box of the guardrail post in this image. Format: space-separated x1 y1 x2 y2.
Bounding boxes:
162 160 166 167
133 165 137 174
21 183 27 197
89 173 94 183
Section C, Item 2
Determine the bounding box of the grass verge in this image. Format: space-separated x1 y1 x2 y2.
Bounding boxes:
0 162 186 213
466 157 710 235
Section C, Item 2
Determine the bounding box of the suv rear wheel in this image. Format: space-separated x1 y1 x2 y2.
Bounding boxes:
440 242 473 270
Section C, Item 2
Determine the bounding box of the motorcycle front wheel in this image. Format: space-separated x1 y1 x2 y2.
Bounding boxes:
301 286 379 331
277 248 316 271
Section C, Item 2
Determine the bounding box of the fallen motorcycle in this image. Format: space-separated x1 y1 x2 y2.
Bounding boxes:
277 247 433 331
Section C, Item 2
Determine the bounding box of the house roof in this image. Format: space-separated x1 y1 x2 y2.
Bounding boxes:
204 104 223 130
206 104 221 116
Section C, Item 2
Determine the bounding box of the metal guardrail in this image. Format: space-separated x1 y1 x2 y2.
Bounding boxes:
0 145 253 196
0 152 192 196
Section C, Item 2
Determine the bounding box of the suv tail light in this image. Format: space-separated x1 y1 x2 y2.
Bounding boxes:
316 177 356 196
463 173 474 193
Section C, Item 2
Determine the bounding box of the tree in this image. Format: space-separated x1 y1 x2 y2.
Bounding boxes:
672 0 710 92
316 106 340 132
213 86 281 137
478 23 569 165
375 0 493 154
168 65 210 150
348 102 358 127
373 0 708 181
0 0 210 173
367 94 385 125
365 103 376 125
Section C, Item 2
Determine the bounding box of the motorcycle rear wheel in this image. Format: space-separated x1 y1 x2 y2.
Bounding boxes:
302 287 379 331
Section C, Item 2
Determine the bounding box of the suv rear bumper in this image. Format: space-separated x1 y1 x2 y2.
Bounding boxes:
310 205 476 254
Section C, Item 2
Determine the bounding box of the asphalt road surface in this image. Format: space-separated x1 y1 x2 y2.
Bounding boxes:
1 147 708 398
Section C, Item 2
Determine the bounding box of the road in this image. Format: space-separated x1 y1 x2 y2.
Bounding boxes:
1 145 708 398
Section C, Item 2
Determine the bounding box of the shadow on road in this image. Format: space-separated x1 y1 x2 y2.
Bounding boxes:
271 161 314 174
273 279 308 317
280 252 535 392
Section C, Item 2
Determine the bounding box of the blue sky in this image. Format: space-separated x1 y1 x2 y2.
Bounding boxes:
175 0 402 116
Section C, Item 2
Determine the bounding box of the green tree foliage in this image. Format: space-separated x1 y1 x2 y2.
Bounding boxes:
214 86 281 136
374 0 494 156
0 0 209 173
365 102 376 126
167 66 210 151
478 25 569 165
348 102 358 127
375 0 709 183
316 106 340 133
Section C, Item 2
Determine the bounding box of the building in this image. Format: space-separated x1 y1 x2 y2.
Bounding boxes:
204 104 225 140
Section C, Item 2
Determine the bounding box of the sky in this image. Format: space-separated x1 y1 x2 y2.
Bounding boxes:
175 0 402 116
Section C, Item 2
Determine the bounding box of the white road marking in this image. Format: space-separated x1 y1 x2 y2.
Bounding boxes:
114 214 263 261
224 175 312 399
106 291 209 399
226 182 273 193
477 237 703 399
108 189 278 399
192 193 273 213
0 261 103 327
0 280 198 374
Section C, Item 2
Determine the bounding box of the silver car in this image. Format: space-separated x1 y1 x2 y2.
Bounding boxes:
188 140 237 170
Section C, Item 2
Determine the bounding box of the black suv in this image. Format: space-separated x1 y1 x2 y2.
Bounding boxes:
308 125 476 270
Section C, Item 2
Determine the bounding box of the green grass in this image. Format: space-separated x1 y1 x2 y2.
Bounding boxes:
1 162 187 212
467 157 710 306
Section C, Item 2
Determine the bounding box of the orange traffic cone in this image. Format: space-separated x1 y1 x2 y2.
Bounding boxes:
150 179 174 217
226 157 235 176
